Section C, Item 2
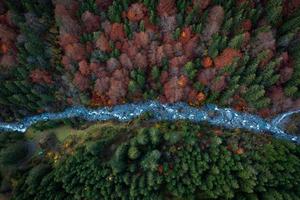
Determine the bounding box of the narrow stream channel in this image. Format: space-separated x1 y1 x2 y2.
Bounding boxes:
0 101 299 144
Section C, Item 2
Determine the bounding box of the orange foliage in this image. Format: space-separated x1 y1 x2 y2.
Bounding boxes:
110 23 125 41
196 92 206 103
179 27 192 43
214 48 242 68
177 75 188 87
235 147 245 155
233 95 247 112
258 108 272 118
90 91 107 107
0 42 8 54
202 56 213 68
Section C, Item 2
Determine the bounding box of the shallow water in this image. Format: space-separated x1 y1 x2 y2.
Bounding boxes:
0 101 299 144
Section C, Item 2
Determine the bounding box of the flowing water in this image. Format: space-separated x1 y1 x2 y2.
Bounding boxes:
0 101 299 144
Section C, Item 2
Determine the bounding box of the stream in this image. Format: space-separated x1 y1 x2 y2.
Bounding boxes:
0 101 299 144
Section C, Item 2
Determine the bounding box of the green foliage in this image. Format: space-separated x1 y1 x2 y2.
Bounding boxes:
129 69 146 93
78 0 97 16
284 86 298 97
108 1 122 23
266 0 283 26
151 66 160 81
11 122 300 199
0 142 28 166
228 33 244 49
183 61 197 80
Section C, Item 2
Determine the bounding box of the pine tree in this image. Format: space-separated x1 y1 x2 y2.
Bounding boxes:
266 0 283 26
284 86 298 97
228 33 244 49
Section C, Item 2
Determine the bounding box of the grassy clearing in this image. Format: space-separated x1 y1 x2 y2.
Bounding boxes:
24 121 130 143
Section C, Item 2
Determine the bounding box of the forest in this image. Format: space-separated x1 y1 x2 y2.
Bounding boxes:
0 0 300 121
0 0 300 199
0 119 299 199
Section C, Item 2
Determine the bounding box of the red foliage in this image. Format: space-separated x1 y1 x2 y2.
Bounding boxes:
119 53 133 69
110 23 125 41
143 17 158 32
62 56 72 70
90 91 107 107
94 77 110 94
160 71 169 84
90 62 108 79
184 36 199 59
202 5 224 41
127 3 147 22
107 69 129 104
173 42 183 56
0 24 16 41
242 19 252 31
55 4 81 35
210 75 227 92
124 41 138 60
101 20 112 36
106 58 121 72
232 95 247 112
134 53 148 69
157 165 163 174
214 48 242 68
283 0 300 16
169 56 187 68
251 31 275 56
156 45 166 65
65 43 86 61
197 68 216 86
133 32 149 49
95 33 111 52
81 11 100 32
59 34 79 48
163 77 184 103
73 72 89 91
79 60 90 76
258 108 272 118
157 0 176 16
30 69 53 84
0 54 16 67
163 43 174 58
280 66 293 83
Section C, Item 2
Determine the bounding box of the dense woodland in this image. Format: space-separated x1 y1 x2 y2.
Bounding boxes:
0 120 298 199
0 0 299 121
